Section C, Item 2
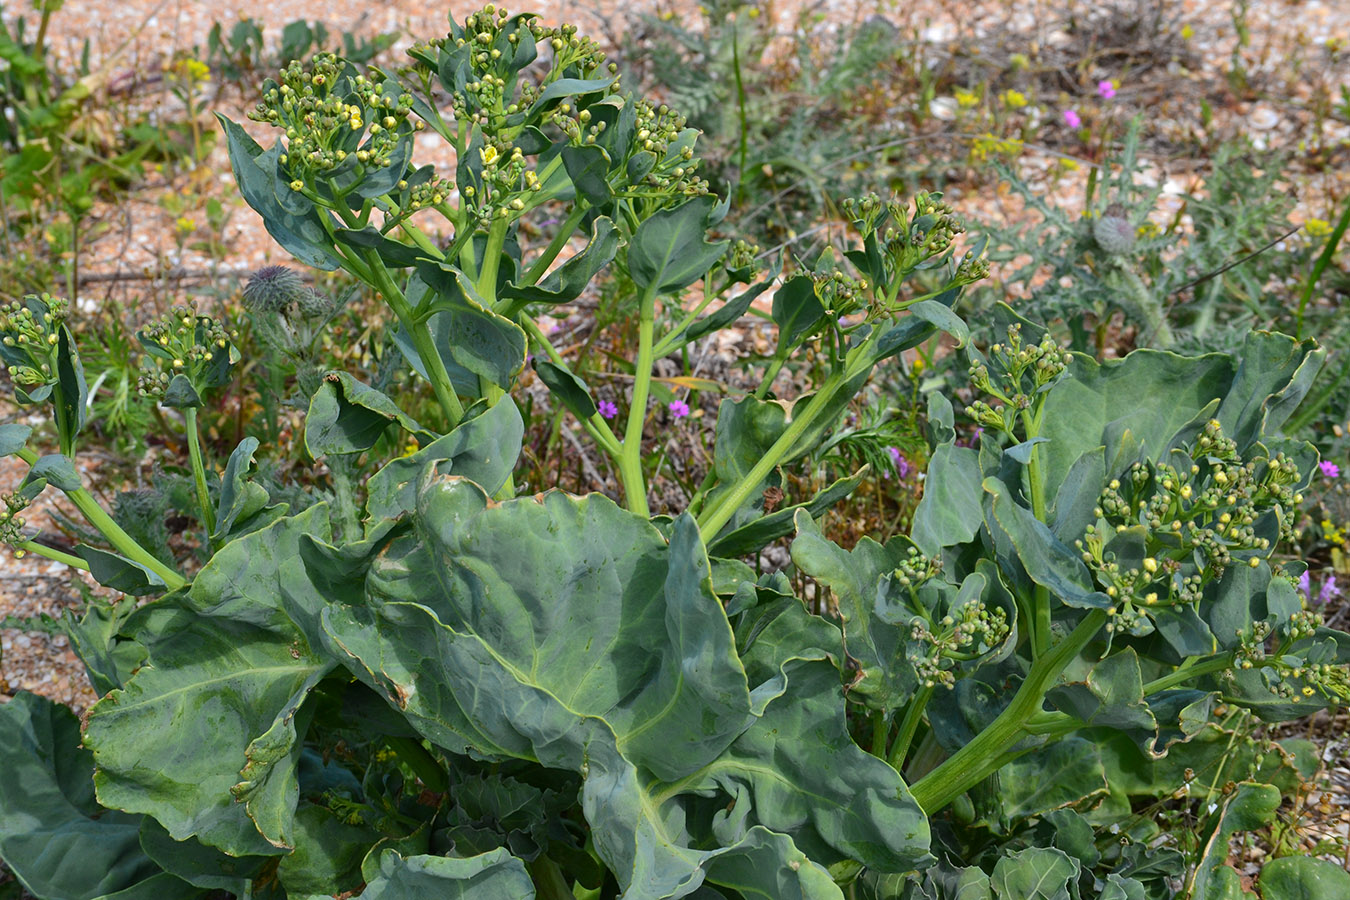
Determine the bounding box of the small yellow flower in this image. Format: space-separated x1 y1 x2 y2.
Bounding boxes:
1180 24 1194 40
954 88 979 109
1000 89 1028 110
1305 218 1332 237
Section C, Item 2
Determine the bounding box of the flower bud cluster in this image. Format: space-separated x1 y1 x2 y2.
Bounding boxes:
0 294 69 393
907 598 1009 689
724 239 763 281
1232 613 1350 704
136 305 236 401
594 99 707 198
464 140 540 226
248 55 417 191
964 325 1072 435
814 270 871 320
0 490 30 546
1077 419 1304 637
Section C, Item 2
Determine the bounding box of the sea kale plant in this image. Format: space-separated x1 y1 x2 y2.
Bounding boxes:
1 7 1348 900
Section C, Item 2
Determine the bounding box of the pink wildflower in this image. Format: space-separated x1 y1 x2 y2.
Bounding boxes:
598 400 618 419
1062 109 1082 128
1320 460 1341 479
1097 80 1116 99
668 399 690 419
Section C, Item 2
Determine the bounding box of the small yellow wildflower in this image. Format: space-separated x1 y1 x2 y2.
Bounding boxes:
1000 89 1028 109
1305 218 1332 237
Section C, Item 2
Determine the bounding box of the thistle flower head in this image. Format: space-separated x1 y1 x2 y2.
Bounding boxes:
1093 203 1136 255
243 265 307 313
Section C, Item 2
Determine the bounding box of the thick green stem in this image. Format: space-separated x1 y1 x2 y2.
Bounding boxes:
384 736 447 793
1019 406 1052 659
478 217 510 308
697 369 847 541
888 686 933 771
526 856 574 900
618 286 657 516
909 609 1107 813
522 204 587 286
16 449 183 589
184 408 217 546
870 710 889 757
364 251 464 430
15 540 89 570
754 354 788 400
1142 651 1236 695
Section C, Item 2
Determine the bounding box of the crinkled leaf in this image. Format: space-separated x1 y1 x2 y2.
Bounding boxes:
306 371 430 457
85 509 339 856
1047 649 1158 736
998 738 1107 820
989 847 1079 900
0 692 203 900
357 849 535 899
325 485 927 897
790 511 920 711
364 397 523 520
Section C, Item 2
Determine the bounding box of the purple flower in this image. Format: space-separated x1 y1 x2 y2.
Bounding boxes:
1097 80 1116 99
886 446 910 480
1319 460 1341 479
1062 108 1082 128
1318 575 1341 604
1299 571 1311 596
598 400 618 419
668 399 690 419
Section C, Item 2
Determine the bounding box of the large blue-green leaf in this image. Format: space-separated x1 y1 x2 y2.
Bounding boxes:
364 397 524 521
1257 856 1350 900
84 507 338 857
501 217 619 307
911 444 983 555
790 511 921 711
323 483 928 898
0 692 203 900
628 196 729 295
305 371 432 457
356 849 535 899
216 115 341 271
